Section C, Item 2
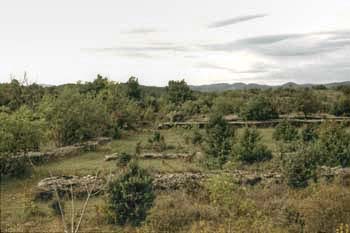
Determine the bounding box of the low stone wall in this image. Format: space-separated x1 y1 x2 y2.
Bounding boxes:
0 137 111 176
158 118 350 129
33 166 350 200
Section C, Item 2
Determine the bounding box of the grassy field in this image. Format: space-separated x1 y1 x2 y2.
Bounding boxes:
2 126 346 232
1 128 209 232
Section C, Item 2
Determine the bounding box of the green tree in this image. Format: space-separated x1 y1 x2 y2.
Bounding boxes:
296 89 320 117
106 161 155 226
316 122 350 167
166 79 193 106
273 120 299 142
232 127 272 163
301 124 318 142
332 96 350 116
126 76 141 101
40 88 111 146
204 114 234 168
240 96 278 121
0 106 43 156
282 146 317 188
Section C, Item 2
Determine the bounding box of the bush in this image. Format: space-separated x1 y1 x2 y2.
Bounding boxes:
316 122 350 167
232 127 272 163
204 113 234 168
191 127 203 145
273 120 299 142
40 87 111 146
49 200 64 216
240 96 278 121
106 161 155 226
332 96 350 116
301 124 318 142
116 152 133 168
148 131 167 152
282 146 317 188
0 106 44 177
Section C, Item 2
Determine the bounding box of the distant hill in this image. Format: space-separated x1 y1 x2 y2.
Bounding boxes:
190 81 350 92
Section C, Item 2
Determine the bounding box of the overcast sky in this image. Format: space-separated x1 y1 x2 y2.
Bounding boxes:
0 0 350 86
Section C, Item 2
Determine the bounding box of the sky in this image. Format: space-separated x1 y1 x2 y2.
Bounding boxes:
0 0 350 86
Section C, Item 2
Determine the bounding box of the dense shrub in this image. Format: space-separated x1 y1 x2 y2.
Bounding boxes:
232 127 272 163
106 161 155 226
239 96 278 121
273 120 299 142
0 106 44 156
316 122 350 167
166 79 193 106
301 124 318 142
332 96 350 116
147 131 167 152
191 127 203 145
296 89 320 117
282 146 317 188
40 88 111 146
116 152 133 168
49 200 64 216
0 106 44 176
204 113 234 168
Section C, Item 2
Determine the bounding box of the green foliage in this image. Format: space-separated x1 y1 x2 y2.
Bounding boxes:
148 131 167 152
301 124 318 142
0 106 44 156
282 145 317 188
40 87 111 146
106 161 155 226
315 122 350 167
273 120 299 142
296 89 320 117
332 96 350 116
126 76 141 101
240 96 278 120
204 114 234 168
49 200 64 216
166 79 193 105
116 152 133 168
233 127 272 163
191 127 203 145
204 173 256 216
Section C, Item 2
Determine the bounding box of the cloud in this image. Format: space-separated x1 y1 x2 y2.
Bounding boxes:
202 30 350 57
123 28 159 34
208 14 268 28
85 45 189 54
197 62 275 74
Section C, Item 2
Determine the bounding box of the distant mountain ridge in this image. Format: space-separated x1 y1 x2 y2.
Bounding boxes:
190 81 350 92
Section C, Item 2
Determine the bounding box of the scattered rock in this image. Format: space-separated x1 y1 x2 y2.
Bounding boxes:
104 153 119 161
